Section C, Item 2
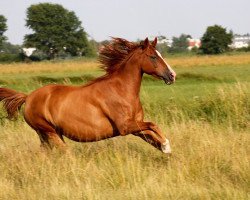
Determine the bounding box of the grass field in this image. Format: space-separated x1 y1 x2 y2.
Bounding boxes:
0 53 249 199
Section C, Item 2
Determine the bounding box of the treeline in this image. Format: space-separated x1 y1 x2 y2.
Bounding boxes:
0 3 100 62
157 26 250 57
0 3 250 63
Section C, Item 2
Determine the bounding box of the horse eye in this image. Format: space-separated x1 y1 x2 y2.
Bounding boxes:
150 55 157 60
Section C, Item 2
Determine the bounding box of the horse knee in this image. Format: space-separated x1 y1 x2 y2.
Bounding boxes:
118 125 130 136
119 129 129 136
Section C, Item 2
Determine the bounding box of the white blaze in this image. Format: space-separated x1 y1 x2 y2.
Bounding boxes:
156 50 176 76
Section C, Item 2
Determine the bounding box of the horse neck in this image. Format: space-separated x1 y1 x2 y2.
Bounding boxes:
114 53 143 97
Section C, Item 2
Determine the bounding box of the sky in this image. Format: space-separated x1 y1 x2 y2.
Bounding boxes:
0 0 250 45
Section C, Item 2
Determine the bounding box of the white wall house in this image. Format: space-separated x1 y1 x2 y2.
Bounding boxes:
22 48 36 57
230 34 250 49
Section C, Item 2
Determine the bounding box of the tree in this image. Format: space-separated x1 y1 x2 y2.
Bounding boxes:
24 3 95 59
155 35 170 57
0 15 7 49
1 42 20 54
168 34 191 53
156 43 169 57
200 25 233 54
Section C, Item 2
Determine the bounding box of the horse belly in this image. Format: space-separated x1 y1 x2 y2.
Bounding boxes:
55 106 116 142
61 119 115 142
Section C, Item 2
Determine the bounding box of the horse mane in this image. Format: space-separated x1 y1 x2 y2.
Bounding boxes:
85 38 141 86
99 37 141 74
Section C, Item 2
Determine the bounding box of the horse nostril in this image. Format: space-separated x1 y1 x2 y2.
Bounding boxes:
170 71 176 78
169 72 176 82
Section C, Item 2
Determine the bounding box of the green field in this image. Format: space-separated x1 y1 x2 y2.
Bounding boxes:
0 53 249 199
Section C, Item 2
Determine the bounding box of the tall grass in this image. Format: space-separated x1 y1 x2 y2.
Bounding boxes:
144 83 250 130
0 83 249 199
0 118 249 199
0 54 249 199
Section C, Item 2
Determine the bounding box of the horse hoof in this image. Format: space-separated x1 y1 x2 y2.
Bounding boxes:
161 139 171 154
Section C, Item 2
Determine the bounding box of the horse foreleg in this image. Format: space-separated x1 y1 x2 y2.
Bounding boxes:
144 123 172 154
133 131 161 149
118 121 171 154
134 130 171 154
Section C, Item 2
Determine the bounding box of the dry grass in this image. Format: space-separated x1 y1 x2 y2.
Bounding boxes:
0 59 98 75
0 85 249 199
0 53 250 76
0 118 249 199
167 53 250 68
0 54 250 199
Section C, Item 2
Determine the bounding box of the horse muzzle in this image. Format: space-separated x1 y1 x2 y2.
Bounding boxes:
163 71 176 85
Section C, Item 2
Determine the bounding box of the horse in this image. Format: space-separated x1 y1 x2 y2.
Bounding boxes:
0 37 176 154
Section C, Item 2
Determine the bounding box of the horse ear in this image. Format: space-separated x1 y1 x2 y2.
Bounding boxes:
141 37 149 49
151 37 157 48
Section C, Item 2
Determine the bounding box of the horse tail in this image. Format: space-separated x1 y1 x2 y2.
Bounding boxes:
0 88 27 119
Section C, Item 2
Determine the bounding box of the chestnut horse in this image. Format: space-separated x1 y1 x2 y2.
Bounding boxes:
0 37 176 154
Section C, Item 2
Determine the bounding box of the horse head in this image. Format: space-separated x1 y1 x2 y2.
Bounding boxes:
139 37 176 85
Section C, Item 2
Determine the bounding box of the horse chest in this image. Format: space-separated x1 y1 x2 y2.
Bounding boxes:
105 96 141 118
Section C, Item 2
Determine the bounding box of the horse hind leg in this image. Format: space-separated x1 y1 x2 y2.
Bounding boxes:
36 130 50 150
23 104 66 151
30 119 67 151
36 129 66 151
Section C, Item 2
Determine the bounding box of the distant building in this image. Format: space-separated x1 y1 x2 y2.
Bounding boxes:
187 38 201 50
230 34 250 49
161 38 173 47
22 48 36 57
149 36 173 47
